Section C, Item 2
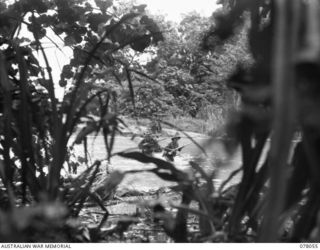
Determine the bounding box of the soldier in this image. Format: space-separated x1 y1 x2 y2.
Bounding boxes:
163 132 181 162
138 131 161 156
149 119 162 134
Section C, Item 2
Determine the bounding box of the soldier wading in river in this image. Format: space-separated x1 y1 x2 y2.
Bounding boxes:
163 132 181 162
138 131 161 156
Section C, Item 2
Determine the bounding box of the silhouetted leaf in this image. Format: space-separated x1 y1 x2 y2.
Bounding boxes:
95 0 113 13
73 122 98 145
149 169 179 182
118 151 177 172
125 68 135 109
64 34 76 46
87 14 111 32
140 15 164 43
130 35 151 52
284 142 309 210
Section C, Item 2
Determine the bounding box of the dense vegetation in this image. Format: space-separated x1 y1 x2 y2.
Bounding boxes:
80 8 249 121
0 0 165 241
0 0 320 243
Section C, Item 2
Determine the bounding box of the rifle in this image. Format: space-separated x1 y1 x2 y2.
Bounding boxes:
164 143 191 154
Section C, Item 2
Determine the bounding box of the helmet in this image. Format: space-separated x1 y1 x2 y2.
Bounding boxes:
144 130 152 138
172 132 181 140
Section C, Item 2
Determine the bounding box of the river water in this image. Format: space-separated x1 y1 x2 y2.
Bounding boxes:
72 135 243 192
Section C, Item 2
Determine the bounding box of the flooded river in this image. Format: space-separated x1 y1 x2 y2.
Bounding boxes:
72 135 243 192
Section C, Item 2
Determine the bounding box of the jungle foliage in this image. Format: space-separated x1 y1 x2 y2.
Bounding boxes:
0 0 163 242
142 11 249 119
83 9 249 120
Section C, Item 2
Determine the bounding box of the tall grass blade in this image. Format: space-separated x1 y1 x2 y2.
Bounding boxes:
259 0 298 241
125 67 135 112
72 161 101 216
15 44 41 200
0 52 14 187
